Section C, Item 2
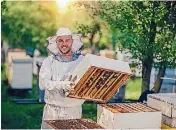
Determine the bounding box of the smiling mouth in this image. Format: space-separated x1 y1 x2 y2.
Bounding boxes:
62 47 67 49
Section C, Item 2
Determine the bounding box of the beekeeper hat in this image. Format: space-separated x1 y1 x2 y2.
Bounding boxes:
47 27 83 55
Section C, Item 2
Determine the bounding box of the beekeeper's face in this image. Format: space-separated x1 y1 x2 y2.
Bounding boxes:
56 35 73 54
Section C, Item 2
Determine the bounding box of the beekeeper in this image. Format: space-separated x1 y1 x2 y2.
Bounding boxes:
39 27 85 123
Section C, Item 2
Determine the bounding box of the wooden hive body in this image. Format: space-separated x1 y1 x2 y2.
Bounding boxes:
68 54 132 103
97 103 162 129
147 93 176 127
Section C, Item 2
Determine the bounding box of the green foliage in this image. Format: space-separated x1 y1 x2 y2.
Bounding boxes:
2 1 58 54
98 1 176 67
125 78 142 100
72 2 111 51
75 1 176 91
2 1 111 54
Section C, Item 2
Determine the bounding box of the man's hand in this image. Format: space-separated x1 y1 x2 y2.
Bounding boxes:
56 81 75 91
56 74 78 96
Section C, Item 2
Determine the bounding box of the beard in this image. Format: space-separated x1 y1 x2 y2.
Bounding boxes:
59 48 71 55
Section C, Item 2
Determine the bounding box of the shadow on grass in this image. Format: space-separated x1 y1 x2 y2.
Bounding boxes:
82 103 97 121
7 88 29 98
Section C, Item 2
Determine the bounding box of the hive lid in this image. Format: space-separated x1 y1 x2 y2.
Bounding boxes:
148 93 176 107
12 56 33 63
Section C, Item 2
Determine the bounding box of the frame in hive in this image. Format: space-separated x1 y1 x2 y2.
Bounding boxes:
44 118 104 129
68 66 132 103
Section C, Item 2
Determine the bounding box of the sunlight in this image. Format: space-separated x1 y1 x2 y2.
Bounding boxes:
56 0 71 12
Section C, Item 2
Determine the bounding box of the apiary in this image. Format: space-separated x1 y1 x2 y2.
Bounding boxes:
147 93 176 127
67 54 132 103
97 103 162 129
42 118 104 129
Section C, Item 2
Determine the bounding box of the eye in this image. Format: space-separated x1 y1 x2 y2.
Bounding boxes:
57 39 63 43
66 39 71 42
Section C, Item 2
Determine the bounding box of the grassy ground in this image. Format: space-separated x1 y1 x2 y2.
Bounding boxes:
1 65 44 129
1 64 141 129
125 77 142 100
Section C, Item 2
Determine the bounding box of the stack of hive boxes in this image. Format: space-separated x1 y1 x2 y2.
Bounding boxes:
147 93 176 128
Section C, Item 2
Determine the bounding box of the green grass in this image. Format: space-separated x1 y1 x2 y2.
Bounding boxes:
1 64 142 129
1 65 44 129
125 78 142 100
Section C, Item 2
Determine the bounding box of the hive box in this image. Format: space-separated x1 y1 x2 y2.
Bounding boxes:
162 114 176 128
97 103 161 129
42 119 104 129
68 54 132 103
147 93 176 127
11 57 33 89
100 50 115 59
6 49 26 84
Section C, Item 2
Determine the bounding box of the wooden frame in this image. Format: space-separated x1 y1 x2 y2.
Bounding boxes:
43 118 104 129
100 103 159 113
68 66 132 103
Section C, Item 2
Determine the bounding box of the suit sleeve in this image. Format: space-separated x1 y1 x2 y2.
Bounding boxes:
39 56 58 90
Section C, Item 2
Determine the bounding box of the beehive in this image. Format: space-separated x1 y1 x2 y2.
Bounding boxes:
6 49 27 84
42 119 104 129
68 54 132 103
11 57 33 89
147 93 176 127
100 50 115 59
97 103 161 129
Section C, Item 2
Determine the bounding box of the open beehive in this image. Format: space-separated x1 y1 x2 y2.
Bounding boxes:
68 54 132 103
43 119 104 129
97 103 161 129
147 93 176 127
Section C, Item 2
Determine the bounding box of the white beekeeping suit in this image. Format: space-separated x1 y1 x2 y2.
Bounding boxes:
39 28 85 123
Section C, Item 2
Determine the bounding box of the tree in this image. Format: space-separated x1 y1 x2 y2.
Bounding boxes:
76 22 103 54
152 1 176 92
97 1 176 92
75 1 176 92
72 1 111 54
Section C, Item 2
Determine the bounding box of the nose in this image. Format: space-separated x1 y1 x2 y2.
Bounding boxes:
63 41 68 45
